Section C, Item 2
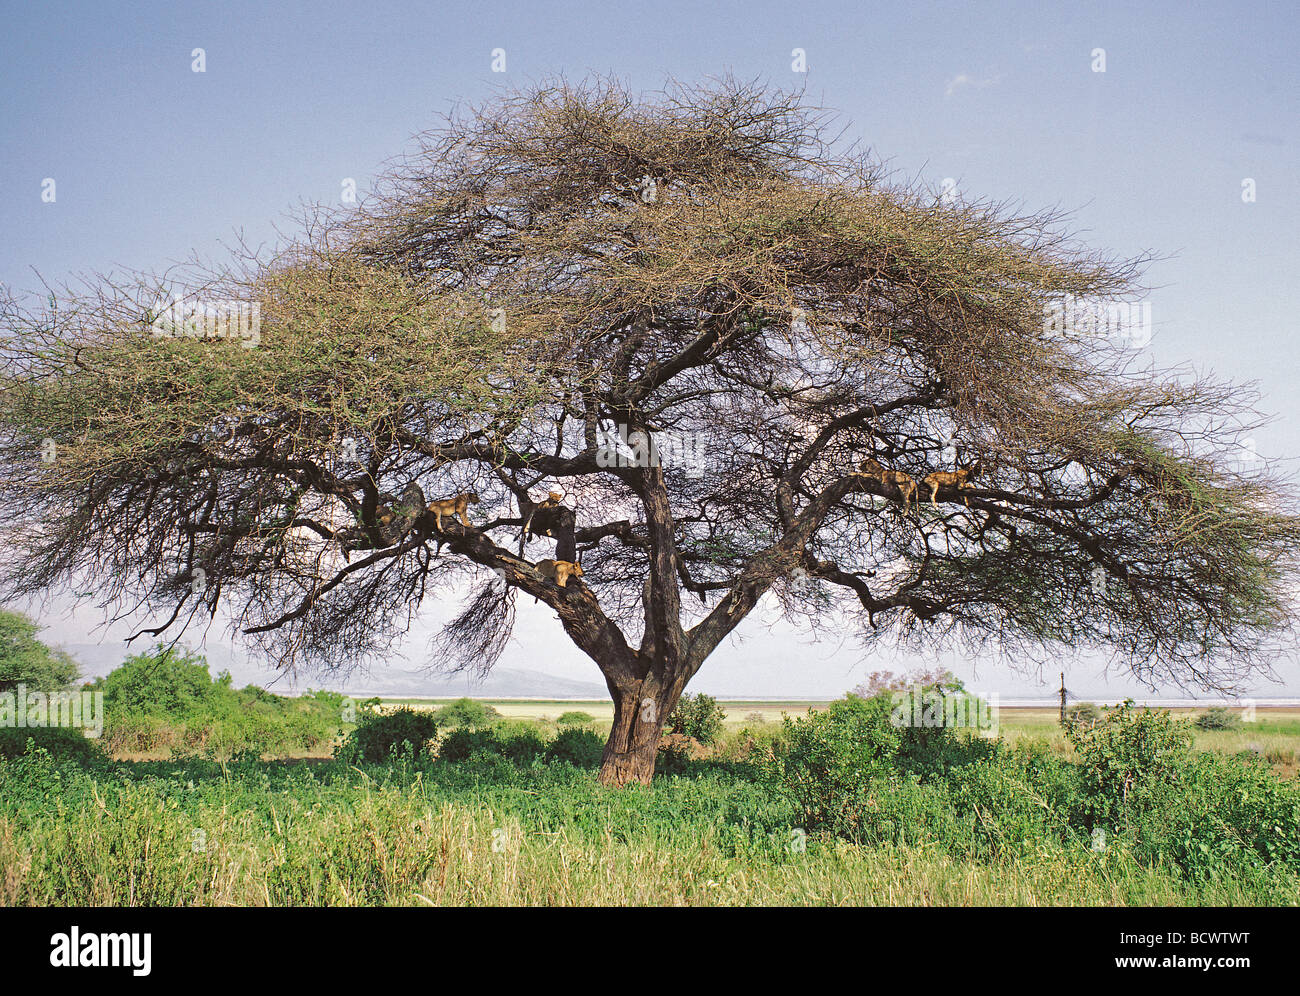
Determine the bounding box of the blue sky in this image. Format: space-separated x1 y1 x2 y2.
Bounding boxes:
3 0 1298 700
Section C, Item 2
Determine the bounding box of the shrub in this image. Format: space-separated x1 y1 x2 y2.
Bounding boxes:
1194 707 1243 732
946 745 1073 858
0 726 104 767
667 692 726 745
335 707 438 764
438 727 499 762
556 711 595 725
436 723 547 764
1103 748 1300 880
1066 701 1192 830
492 723 547 763
93 645 215 717
880 684 995 780
762 694 902 837
433 697 500 727
0 610 81 695
1064 702 1102 729
656 732 709 776
545 727 605 768
90 651 344 759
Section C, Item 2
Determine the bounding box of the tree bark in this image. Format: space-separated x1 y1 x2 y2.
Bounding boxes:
597 671 684 786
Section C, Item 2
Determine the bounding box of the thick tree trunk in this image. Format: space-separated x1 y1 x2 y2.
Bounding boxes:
597 675 683 787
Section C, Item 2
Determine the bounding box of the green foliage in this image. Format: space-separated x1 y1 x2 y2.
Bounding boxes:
1065 701 1193 829
0 696 1298 904
0 609 79 694
1 676 1297 904
667 692 726 745
1142 750 1300 879
437 723 546 764
757 691 1300 885
1064 702 1102 728
334 708 438 764
89 646 344 758
945 742 1075 858
0 726 105 768
556 711 595 725
433 697 500 727
488 722 548 763
761 694 902 837
438 727 500 762
94 645 214 715
1062 701 1300 879
544 727 604 768
1195 706 1243 731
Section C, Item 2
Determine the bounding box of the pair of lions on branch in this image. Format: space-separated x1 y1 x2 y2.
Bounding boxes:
856 457 981 508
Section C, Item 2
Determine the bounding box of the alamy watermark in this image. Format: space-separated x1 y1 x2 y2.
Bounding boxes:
50 928 151 976
890 688 1000 737
0 684 103 738
1043 294 1151 349
596 423 708 478
148 297 260 348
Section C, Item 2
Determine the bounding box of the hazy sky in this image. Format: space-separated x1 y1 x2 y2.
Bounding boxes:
3 1 1298 701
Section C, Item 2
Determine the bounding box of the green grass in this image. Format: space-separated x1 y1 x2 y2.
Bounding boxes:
2 751 1293 907
3 692 1297 907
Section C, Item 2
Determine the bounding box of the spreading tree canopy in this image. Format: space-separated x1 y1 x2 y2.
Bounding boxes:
3 78 1298 783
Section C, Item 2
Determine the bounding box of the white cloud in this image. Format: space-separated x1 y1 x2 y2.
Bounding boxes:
944 72 1002 98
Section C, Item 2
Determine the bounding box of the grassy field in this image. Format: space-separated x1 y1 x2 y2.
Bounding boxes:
3 694 1297 906
2 751 1293 907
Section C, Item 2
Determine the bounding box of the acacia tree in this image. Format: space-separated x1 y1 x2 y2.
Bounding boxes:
3 78 1298 784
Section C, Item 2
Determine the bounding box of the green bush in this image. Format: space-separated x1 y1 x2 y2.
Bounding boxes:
87 647 343 759
94 645 215 716
335 708 438 764
433 697 500 727
0 727 104 767
864 676 995 780
946 744 1073 858
1066 701 1192 830
1060 703 1300 879
492 723 548 763
0 609 81 695
545 727 605 768
556 711 595 725
762 694 902 838
1140 750 1300 879
667 692 726 745
438 727 499 762
1194 707 1243 732
437 724 547 765
1064 702 1102 729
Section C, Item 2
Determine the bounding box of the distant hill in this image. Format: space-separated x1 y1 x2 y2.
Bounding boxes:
54 642 609 700
339 667 609 700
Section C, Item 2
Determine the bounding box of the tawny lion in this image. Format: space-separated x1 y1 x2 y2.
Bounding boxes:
922 462 981 508
428 492 479 530
857 457 918 507
535 558 584 588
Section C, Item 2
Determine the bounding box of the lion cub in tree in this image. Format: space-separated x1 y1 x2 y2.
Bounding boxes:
535 558 584 587
428 492 479 530
922 463 980 508
856 457 917 507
